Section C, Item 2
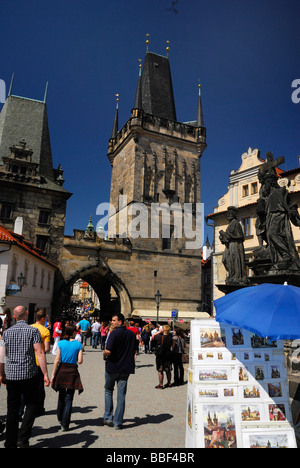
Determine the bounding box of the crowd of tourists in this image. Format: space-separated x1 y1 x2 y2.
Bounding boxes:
0 306 188 448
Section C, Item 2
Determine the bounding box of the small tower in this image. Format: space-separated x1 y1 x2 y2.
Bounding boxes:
84 214 95 239
111 94 119 139
196 81 207 158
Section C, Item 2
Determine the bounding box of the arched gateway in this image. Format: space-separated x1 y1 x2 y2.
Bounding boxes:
53 233 133 321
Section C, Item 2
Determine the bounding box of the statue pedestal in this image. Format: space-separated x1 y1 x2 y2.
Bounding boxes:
216 283 252 295
217 274 300 295
248 273 300 288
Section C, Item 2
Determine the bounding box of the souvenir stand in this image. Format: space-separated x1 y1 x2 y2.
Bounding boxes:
185 319 297 448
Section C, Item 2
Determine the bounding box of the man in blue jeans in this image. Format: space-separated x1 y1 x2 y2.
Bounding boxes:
103 313 136 429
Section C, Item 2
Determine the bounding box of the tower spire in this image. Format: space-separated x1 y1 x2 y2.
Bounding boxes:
8 73 15 97
43 81 49 103
197 81 204 127
111 94 119 139
146 33 150 53
133 60 143 110
166 40 170 58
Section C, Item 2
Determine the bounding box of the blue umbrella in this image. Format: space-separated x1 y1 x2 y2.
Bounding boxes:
214 283 300 341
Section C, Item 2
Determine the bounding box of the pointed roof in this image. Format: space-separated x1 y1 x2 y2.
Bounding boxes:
111 95 119 139
0 95 54 180
197 83 204 127
140 51 177 121
133 63 143 110
0 94 71 196
85 214 94 232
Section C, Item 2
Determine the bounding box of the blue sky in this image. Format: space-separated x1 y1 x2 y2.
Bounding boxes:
0 0 299 242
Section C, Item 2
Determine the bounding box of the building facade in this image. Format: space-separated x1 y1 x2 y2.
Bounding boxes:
0 93 71 265
0 225 56 323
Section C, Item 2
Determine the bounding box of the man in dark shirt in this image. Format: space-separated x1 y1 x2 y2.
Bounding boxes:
103 313 136 429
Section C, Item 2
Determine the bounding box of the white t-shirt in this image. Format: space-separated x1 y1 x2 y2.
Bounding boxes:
91 322 101 333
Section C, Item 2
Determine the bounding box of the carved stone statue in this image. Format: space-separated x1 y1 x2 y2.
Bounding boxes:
262 172 300 273
219 206 248 284
251 151 300 274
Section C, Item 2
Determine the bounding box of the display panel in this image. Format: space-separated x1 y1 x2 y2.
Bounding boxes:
186 319 297 449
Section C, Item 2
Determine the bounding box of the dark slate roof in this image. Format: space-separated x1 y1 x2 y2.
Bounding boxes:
0 95 54 180
0 95 70 195
141 52 177 121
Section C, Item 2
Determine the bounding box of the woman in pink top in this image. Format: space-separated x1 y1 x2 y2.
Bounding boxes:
100 322 108 350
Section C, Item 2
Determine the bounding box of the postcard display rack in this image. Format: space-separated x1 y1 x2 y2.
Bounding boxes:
185 319 297 449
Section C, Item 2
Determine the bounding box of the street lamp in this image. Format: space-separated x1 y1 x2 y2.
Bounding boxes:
17 272 25 292
155 290 162 324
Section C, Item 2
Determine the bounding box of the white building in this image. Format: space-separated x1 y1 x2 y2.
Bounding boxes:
0 225 57 325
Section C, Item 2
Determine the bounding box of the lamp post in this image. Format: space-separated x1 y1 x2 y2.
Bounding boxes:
155 290 162 325
17 272 25 292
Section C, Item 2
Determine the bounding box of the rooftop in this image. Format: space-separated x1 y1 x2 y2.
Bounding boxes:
0 225 57 268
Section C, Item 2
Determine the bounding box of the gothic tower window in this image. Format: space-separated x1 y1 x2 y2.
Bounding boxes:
0 202 13 220
36 235 49 253
38 210 51 225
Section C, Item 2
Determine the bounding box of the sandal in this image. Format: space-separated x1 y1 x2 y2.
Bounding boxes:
155 385 164 389
164 383 172 388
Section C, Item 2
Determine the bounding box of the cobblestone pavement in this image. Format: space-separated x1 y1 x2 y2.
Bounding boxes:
0 347 188 449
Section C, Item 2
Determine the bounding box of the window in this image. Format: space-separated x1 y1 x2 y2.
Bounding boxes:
33 266 37 287
24 260 29 285
118 189 126 211
162 237 172 250
242 217 252 237
10 254 18 282
251 182 258 195
0 203 13 219
36 235 49 252
47 272 51 290
162 226 174 250
242 185 249 197
38 210 51 225
40 269 45 289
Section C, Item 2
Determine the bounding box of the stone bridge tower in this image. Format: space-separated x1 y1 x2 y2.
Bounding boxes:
58 45 207 321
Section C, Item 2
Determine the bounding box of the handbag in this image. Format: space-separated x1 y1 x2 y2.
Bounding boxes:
182 352 189 364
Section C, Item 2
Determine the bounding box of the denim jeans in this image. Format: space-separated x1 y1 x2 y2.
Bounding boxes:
92 332 99 348
100 335 106 350
57 389 75 429
104 371 129 427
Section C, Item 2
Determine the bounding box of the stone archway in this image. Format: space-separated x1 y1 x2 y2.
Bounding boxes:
53 263 132 321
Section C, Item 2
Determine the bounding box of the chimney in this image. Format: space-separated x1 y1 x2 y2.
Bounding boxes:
14 216 23 235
